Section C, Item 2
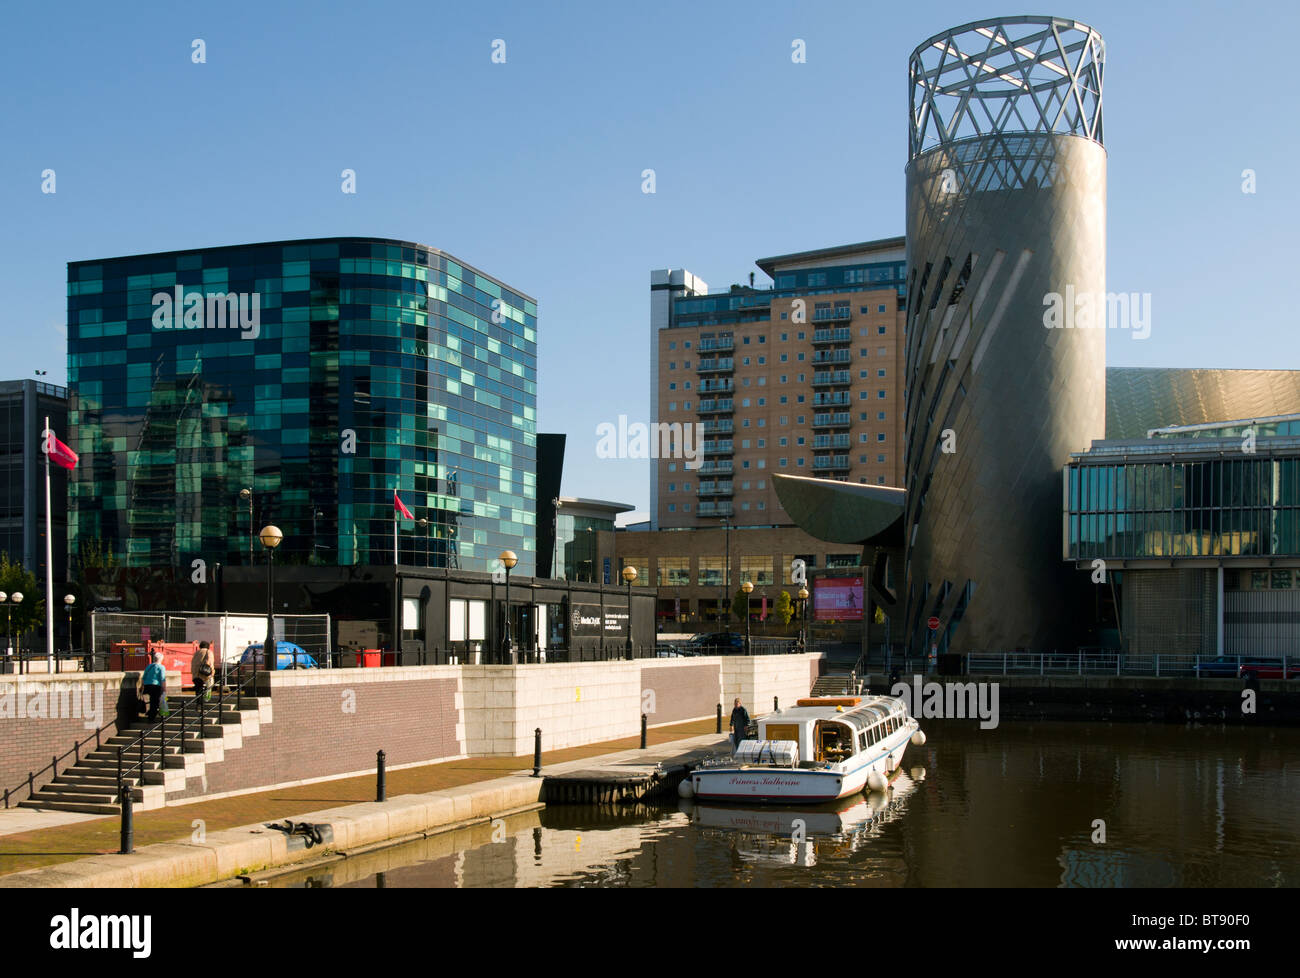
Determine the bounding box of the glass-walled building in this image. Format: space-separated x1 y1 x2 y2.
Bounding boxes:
553 497 631 582
0 379 69 582
66 237 538 575
1065 415 1300 654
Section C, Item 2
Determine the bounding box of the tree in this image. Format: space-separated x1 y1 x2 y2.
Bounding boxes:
75 534 119 582
774 590 794 626
0 551 44 637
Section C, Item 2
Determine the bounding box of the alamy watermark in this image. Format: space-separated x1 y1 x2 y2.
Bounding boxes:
891 675 999 730
152 288 261 339
0 681 106 729
1042 286 1151 340
596 415 703 469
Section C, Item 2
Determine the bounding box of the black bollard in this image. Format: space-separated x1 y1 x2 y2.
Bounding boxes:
774 695 779 712
716 703 722 734
376 749 386 802
119 783 134 854
532 727 542 777
640 713 647 750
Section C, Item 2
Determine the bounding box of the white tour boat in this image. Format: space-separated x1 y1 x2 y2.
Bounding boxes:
689 694 925 803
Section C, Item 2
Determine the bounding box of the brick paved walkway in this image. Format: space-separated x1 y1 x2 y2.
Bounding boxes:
0 718 717 877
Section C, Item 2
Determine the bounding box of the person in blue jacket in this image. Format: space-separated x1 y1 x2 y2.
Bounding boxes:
141 652 166 721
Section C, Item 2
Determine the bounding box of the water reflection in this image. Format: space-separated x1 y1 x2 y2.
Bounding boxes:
265 722 1300 888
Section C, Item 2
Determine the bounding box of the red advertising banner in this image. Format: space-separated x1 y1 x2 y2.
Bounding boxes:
814 577 864 622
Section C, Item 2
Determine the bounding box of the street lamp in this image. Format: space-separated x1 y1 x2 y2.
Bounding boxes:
260 525 283 672
500 549 518 663
622 565 637 659
418 518 429 568
719 517 731 627
798 586 810 651
10 592 23 672
64 594 75 656
741 581 753 655
239 488 253 565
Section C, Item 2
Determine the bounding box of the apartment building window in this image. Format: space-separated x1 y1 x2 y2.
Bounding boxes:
797 395 805 403
780 333 788 341
860 370 868 379
741 481 750 490
657 557 689 586
780 355 788 363
757 419 765 426
878 411 886 420
860 454 868 463
878 476 886 484
743 336 751 344
779 458 788 466
685 381 692 390
683 360 691 368
668 504 676 512
781 312 787 320
698 557 725 586
741 502 751 511
683 503 691 511
743 357 751 365
780 437 788 447
757 439 765 447
860 306 870 314
758 356 766 364
797 353 805 361
779 396 788 404
758 398 766 405
797 457 805 466
742 419 750 428
683 481 691 490
878 305 886 313
797 416 805 424
684 401 691 409
878 433 886 442
668 482 676 491
668 463 676 472
669 342 676 350
860 348 869 356
669 383 676 390
780 416 788 425
669 402 676 411
757 501 766 510
742 398 751 407
860 434 869 443
878 347 887 355
685 341 691 348
758 336 766 343
757 459 766 469
743 460 750 468
859 328 870 337
798 332 805 340
877 454 886 463
743 378 751 386
878 326 887 334
742 439 750 449
878 391 886 399
877 369 886 377
669 362 675 369
860 391 868 400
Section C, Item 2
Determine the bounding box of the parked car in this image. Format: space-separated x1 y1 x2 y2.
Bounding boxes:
1194 656 1300 680
687 632 747 655
1238 659 1300 681
239 641 319 670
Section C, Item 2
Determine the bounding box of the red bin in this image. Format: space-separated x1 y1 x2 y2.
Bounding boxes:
356 650 381 668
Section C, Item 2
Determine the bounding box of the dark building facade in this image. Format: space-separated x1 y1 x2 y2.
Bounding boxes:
66 237 538 578
0 379 69 583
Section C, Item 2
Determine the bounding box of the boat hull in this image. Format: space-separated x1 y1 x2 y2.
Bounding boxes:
692 732 911 804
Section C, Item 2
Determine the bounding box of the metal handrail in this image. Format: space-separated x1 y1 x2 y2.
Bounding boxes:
2 709 119 809
115 663 260 792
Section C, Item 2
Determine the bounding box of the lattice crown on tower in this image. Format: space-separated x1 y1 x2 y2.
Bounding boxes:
909 16 1104 161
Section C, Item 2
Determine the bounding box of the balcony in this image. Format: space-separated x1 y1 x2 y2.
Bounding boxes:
697 379 734 394
697 480 734 496
812 307 852 323
812 455 851 472
698 398 734 415
701 420 733 435
812 328 852 345
697 357 735 373
813 433 851 450
698 338 734 353
702 440 734 455
812 391 851 407
697 460 734 475
697 502 734 517
812 370 852 387
812 412 852 429
811 349 852 365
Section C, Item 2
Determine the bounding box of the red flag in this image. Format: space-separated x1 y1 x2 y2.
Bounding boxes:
43 429 78 470
393 490 413 520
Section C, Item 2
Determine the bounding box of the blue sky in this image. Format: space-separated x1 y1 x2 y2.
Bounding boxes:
3 1 1295 518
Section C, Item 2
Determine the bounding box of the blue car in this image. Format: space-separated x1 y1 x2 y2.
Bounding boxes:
239 641 319 670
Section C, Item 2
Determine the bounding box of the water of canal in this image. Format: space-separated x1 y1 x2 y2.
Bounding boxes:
267 721 1300 887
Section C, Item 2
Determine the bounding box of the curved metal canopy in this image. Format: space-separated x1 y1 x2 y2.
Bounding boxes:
772 474 905 547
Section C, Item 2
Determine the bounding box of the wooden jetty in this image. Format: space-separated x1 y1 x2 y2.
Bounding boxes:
542 742 723 805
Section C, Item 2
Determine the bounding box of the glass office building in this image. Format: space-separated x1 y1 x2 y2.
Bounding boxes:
66 237 537 575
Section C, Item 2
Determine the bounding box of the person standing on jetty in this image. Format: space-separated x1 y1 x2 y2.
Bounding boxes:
730 697 750 753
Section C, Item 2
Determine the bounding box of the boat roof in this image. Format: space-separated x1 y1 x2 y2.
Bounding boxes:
763 696 906 729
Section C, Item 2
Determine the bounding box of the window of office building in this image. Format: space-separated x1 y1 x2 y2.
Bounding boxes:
740 556 774 586
657 556 690 586
698 556 726 586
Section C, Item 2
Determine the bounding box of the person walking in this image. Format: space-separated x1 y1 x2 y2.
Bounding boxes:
142 651 166 721
191 641 214 701
730 696 750 753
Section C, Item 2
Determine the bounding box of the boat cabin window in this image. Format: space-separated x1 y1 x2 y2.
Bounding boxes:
815 721 854 762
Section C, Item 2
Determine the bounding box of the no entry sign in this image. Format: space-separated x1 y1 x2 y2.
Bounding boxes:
927 616 941 631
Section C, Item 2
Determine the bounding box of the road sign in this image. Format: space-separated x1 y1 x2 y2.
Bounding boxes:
927 616 941 631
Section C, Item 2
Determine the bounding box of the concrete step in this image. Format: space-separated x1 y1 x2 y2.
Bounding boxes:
18 798 120 815
33 785 147 805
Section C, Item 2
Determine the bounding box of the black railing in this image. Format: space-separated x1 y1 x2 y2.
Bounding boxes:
2 707 118 809
115 663 261 794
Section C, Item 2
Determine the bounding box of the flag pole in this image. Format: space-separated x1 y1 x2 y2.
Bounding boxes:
44 416 54 672
393 487 398 567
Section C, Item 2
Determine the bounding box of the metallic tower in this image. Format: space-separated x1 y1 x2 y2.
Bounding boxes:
903 16 1107 654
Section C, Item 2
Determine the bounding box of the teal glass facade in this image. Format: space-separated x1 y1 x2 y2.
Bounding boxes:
66 237 537 574
1066 455 1300 560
